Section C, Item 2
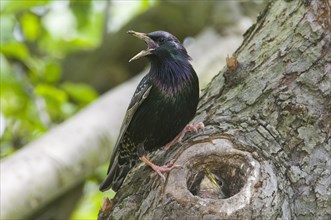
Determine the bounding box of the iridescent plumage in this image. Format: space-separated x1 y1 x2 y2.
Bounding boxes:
100 31 199 192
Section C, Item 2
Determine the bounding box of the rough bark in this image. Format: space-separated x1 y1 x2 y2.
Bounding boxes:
100 0 331 219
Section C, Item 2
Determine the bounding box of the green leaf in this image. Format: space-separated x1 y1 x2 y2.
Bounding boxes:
0 54 11 74
20 12 40 41
69 0 91 29
35 84 68 103
0 0 50 15
44 61 61 83
61 102 78 117
0 86 27 116
70 180 115 220
137 0 158 14
61 82 98 105
0 15 16 44
0 42 30 60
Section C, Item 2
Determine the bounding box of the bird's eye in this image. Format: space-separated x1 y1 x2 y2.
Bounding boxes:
158 38 165 43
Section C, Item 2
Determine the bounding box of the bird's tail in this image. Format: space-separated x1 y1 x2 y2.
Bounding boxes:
99 156 132 192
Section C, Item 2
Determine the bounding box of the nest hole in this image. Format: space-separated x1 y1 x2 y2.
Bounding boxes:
187 154 251 200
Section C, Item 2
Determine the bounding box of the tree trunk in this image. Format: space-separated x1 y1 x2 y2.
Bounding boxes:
99 0 331 219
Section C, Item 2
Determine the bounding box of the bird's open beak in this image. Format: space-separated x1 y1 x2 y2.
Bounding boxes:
127 30 158 62
204 168 221 189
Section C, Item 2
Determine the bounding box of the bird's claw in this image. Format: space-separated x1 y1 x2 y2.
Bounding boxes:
184 122 205 133
150 163 181 181
164 122 205 150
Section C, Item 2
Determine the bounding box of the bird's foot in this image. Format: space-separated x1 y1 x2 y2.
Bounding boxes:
164 122 205 150
150 163 181 181
185 122 205 133
140 156 180 181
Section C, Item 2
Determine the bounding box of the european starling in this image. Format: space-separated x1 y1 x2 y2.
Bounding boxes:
99 30 201 192
197 168 225 199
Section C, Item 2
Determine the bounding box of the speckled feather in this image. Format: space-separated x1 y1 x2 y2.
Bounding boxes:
100 31 199 192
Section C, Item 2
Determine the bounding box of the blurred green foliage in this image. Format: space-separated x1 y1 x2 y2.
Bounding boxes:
0 0 155 219
71 176 116 220
0 1 103 218
0 0 101 157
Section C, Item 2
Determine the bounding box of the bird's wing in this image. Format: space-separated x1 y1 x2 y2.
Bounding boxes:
107 76 152 173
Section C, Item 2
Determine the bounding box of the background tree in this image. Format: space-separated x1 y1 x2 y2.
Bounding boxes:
61 1 266 93
99 0 330 219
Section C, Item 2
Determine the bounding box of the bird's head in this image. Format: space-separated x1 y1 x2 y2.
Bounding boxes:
127 30 190 62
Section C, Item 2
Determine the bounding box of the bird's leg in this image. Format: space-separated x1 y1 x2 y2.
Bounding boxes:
139 155 179 181
164 122 205 150
137 144 179 181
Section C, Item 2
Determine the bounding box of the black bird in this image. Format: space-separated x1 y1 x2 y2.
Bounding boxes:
99 30 202 192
